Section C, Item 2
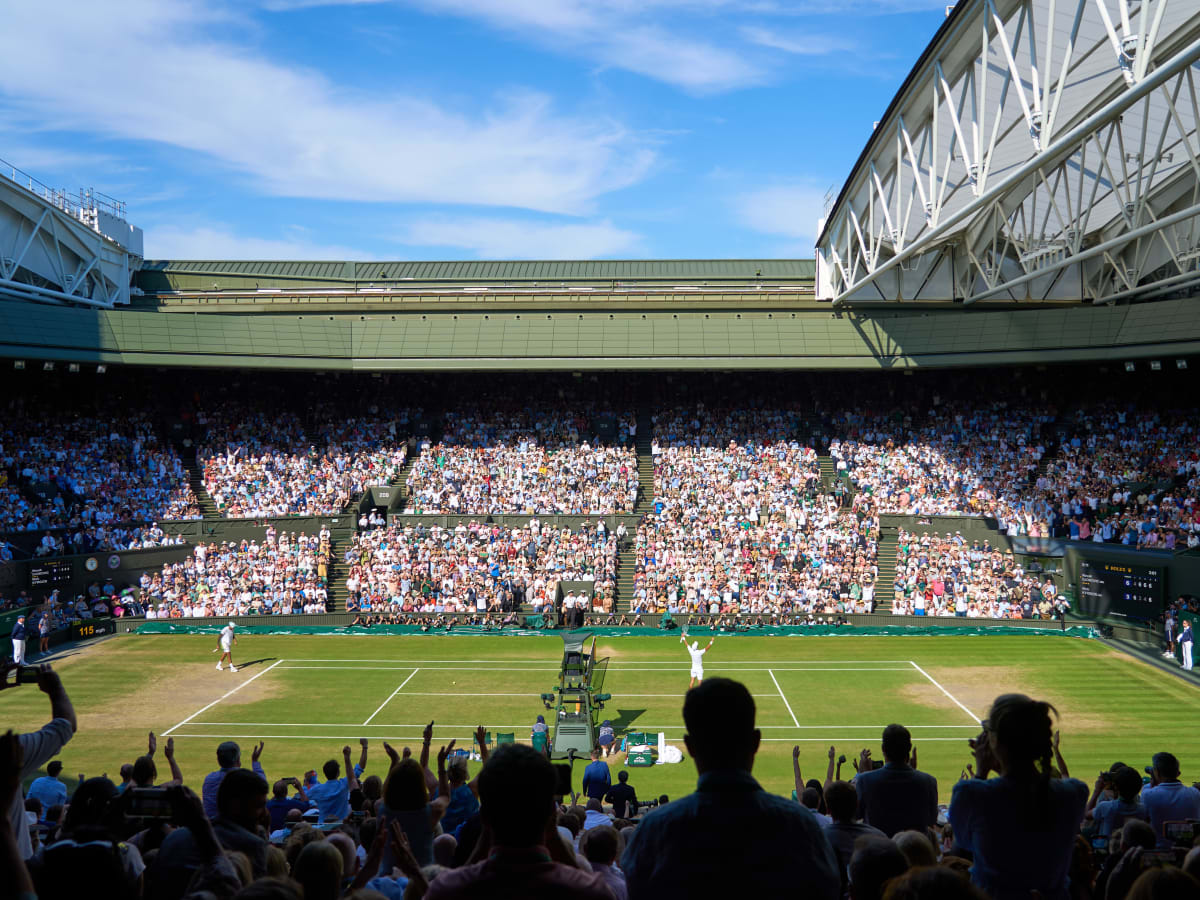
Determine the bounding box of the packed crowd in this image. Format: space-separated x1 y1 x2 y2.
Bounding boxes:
636 408 877 618
198 405 409 518
345 519 618 615
138 526 331 617
891 530 1066 619
632 498 879 618
0 412 201 534
403 404 638 515
8 665 1200 900
827 402 1050 523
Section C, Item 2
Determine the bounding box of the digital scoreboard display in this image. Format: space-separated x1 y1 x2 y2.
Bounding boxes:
29 558 73 590
1079 559 1165 618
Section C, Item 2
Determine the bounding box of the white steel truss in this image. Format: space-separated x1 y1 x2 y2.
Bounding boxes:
0 167 138 308
817 0 1200 305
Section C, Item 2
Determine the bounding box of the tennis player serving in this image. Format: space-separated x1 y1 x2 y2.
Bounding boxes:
215 621 238 673
681 628 715 688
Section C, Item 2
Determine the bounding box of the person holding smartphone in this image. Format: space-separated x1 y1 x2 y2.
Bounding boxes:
0 662 76 860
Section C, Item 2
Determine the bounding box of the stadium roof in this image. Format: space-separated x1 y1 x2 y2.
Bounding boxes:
140 258 815 289
816 0 1200 306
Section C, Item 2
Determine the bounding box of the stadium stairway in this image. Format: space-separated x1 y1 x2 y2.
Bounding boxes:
391 443 420 509
873 525 900 612
172 441 220 519
325 526 356 612
818 453 837 491
634 411 655 515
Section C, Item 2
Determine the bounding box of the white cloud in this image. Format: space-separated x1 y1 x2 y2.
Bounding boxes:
734 182 829 249
740 25 853 55
145 224 371 260
0 0 653 215
374 0 766 92
400 217 640 258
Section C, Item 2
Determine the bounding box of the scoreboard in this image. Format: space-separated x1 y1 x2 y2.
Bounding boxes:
1079 558 1165 618
29 558 73 590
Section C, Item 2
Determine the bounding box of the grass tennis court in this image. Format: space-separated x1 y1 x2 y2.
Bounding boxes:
5 633 1199 804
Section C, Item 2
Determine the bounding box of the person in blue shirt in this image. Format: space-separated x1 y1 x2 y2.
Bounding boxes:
439 729 488 837
308 745 361 823
581 748 611 800
266 777 314 831
202 740 267 819
26 759 68 817
949 693 1088 900
1085 765 1148 837
1142 751 1200 848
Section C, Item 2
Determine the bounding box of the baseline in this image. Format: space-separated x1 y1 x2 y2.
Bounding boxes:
363 669 420 725
908 661 980 723
769 669 801 727
163 659 285 737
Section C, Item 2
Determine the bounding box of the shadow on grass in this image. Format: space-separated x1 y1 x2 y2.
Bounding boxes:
611 708 647 735
229 657 277 671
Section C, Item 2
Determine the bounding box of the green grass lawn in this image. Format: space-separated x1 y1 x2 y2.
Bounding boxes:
4 632 1199 806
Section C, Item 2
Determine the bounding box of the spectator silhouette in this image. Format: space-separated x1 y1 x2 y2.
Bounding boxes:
423 743 612 898
949 693 1088 900
848 836 909 900
823 780 886 892
605 770 638 819
621 677 839 900
883 865 990 900
1141 752 1200 849
854 724 939 836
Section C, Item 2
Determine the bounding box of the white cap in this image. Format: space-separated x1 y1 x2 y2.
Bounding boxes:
228 621 237 628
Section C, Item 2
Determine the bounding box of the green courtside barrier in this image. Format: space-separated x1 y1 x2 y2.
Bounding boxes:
135 621 1099 639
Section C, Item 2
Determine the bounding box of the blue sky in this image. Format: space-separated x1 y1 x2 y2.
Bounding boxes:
0 0 951 260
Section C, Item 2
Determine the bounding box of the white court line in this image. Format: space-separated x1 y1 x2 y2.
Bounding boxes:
908 661 980 723
353 692 776 698
188 721 981 729
163 659 285 736
167 733 972 743
363 669 420 725
769 669 801 727
275 665 914 672
287 658 919 664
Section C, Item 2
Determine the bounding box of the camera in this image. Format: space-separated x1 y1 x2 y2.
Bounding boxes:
838 754 847 765
126 787 174 820
2 667 40 687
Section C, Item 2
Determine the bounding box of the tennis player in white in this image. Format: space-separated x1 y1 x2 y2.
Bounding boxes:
215 621 238 673
681 632 715 688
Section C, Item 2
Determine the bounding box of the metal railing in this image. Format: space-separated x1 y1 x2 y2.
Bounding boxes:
0 155 127 225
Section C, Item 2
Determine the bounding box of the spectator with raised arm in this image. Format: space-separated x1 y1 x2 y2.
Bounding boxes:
376 741 451 870
438 726 488 837
423 743 613 899
0 661 75 860
307 744 362 824
622 678 839 899
949 693 1088 900
202 739 266 819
